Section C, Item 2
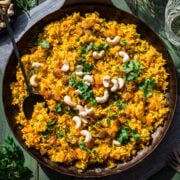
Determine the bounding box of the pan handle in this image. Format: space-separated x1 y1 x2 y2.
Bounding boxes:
63 0 113 7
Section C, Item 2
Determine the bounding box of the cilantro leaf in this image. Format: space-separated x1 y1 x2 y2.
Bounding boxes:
0 137 32 179
38 40 50 48
117 127 140 145
57 131 65 139
55 102 62 113
78 141 89 152
68 74 96 102
47 120 56 126
115 100 126 110
139 78 157 98
123 60 143 81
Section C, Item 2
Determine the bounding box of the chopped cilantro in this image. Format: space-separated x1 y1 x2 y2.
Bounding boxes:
92 149 98 156
82 62 94 75
78 141 89 152
117 127 140 145
55 102 62 113
139 78 157 98
80 42 109 57
120 40 128 46
68 73 77 87
57 131 65 139
0 136 32 179
38 40 50 48
66 109 78 116
47 120 56 126
68 74 96 102
115 100 127 110
123 60 143 81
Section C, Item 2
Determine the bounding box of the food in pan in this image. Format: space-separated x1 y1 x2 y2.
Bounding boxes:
10 12 169 170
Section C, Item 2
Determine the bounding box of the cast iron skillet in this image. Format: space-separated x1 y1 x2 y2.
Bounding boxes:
2 0 177 178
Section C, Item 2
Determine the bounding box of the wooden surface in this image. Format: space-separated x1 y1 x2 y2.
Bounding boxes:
0 1 179 180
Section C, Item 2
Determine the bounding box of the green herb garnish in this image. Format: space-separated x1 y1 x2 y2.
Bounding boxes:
115 100 126 110
139 78 157 98
68 74 96 102
80 42 109 57
57 131 65 139
117 127 140 145
38 40 50 48
0 137 31 179
16 0 36 13
120 40 128 46
47 120 56 126
123 60 143 81
55 102 62 113
78 141 89 152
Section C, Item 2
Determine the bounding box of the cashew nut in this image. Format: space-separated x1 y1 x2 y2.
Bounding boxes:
61 60 69 72
110 79 119 92
84 106 93 115
112 140 121 146
93 50 105 59
0 22 6 28
96 90 109 103
32 62 44 68
72 116 81 129
83 75 94 86
79 111 87 117
76 105 93 118
75 65 83 76
80 130 92 143
103 75 111 88
7 3 14 16
64 95 76 107
76 104 84 112
118 78 125 89
0 0 11 6
30 74 39 87
74 89 82 95
119 51 130 63
106 36 120 46
81 118 88 123
79 106 93 117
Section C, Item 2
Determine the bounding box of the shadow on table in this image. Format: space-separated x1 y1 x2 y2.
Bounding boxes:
148 166 179 180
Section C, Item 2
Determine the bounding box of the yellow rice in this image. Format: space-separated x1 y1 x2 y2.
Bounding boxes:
10 12 169 169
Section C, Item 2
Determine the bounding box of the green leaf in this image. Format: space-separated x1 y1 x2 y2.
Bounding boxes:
78 141 89 152
16 0 36 12
117 127 139 145
0 136 31 179
120 40 128 45
56 102 62 113
123 60 143 81
83 62 94 75
139 78 157 98
68 73 77 87
38 40 50 48
115 100 126 110
92 149 98 156
90 98 97 107
57 131 65 139
47 120 56 126
66 109 78 116
96 43 109 51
